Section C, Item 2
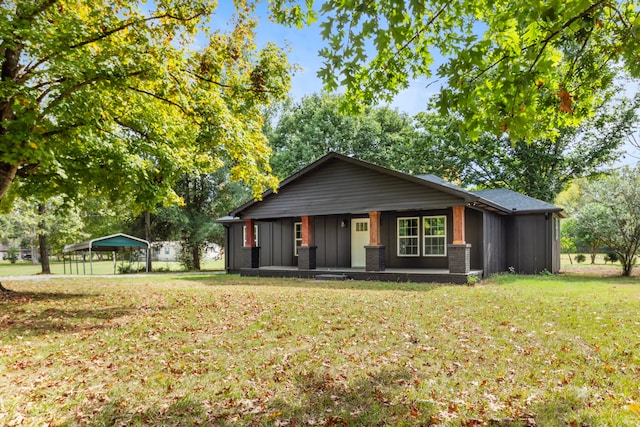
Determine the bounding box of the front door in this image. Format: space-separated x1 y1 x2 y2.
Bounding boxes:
351 218 370 268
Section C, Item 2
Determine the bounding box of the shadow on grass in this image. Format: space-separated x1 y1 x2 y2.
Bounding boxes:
81 367 553 426
180 274 447 293
0 290 134 336
84 368 440 426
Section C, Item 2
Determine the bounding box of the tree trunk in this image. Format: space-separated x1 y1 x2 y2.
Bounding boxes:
0 162 18 203
38 204 51 274
192 245 201 271
38 234 51 274
144 210 152 272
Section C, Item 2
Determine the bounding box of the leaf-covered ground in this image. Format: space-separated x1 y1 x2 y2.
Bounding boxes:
1 274 639 426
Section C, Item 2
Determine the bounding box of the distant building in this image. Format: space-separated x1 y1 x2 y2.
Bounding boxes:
151 241 222 262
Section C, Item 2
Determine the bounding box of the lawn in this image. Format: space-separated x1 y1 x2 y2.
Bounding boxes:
0 258 225 277
1 274 639 426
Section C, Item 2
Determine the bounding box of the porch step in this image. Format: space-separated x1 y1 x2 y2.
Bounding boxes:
315 273 349 281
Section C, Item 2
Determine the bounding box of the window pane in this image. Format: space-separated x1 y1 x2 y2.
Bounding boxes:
423 216 446 256
398 218 419 256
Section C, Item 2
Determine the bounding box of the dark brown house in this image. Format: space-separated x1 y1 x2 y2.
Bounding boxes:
219 153 565 283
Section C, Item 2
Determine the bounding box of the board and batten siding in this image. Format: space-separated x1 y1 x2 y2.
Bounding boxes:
240 158 468 219
506 214 557 274
482 211 508 276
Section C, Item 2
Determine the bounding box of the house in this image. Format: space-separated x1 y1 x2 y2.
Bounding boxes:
218 153 565 283
151 241 222 262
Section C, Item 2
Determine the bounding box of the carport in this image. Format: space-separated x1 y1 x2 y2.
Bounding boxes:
62 233 150 275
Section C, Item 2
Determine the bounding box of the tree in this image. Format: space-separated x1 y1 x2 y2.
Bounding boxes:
0 196 85 273
271 0 639 139
575 167 640 276
407 95 639 202
0 0 289 208
143 170 249 270
267 93 416 178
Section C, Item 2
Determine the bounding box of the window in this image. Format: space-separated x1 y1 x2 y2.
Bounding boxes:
164 247 170 255
397 217 419 256
294 222 302 256
423 216 446 256
355 221 368 232
242 224 259 247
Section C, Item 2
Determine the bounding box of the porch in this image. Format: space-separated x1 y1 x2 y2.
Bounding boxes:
240 265 483 284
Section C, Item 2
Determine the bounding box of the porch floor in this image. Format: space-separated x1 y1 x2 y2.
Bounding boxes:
240 266 483 284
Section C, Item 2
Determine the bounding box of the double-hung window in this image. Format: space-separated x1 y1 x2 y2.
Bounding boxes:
423 216 446 256
397 217 419 256
397 215 447 256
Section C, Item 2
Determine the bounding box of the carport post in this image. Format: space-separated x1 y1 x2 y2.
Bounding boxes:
89 247 93 275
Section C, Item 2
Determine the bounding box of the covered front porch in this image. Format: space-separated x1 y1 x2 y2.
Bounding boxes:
240 265 483 284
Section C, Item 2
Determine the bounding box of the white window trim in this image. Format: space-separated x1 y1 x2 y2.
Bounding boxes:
294 222 302 256
423 215 447 257
242 224 259 247
397 217 420 257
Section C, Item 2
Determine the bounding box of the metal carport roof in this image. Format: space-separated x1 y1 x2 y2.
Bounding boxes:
63 233 149 254
63 233 150 275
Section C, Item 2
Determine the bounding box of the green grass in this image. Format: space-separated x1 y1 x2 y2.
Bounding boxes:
1 274 639 426
0 258 225 276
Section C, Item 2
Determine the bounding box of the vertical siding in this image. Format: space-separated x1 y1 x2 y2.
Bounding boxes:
506 214 554 274
465 208 483 271
482 212 507 276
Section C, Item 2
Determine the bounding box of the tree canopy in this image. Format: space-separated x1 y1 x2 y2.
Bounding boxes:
0 0 291 208
271 0 640 140
266 93 414 178
409 94 639 202
573 167 640 276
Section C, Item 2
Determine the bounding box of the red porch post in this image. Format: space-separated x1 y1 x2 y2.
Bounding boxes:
368 211 382 246
298 215 316 269
366 211 385 271
301 215 314 246
452 205 466 244
449 206 470 274
244 219 256 247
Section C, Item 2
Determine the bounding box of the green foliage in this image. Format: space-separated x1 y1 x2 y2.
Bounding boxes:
408 96 638 202
574 167 640 276
148 170 248 270
6 247 19 264
603 252 619 264
0 0 291 211
267 93 416 179
271 0 639 140
574 254 586 263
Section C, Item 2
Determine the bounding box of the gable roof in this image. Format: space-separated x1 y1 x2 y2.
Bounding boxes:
226 152 564 219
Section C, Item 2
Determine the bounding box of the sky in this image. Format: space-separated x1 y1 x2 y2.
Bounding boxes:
212 3 639 166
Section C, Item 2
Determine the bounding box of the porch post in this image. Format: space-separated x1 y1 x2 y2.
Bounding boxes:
243 218 260 268
366 211 385 271
298 215 317 270
448 206 470 274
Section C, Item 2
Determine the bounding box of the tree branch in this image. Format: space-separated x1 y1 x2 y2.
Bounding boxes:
126 86 191 116
19 8 208 82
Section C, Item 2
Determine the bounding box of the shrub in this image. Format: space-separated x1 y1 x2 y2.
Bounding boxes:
575 254 586 263
603 252 619 264
6 247 19 264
